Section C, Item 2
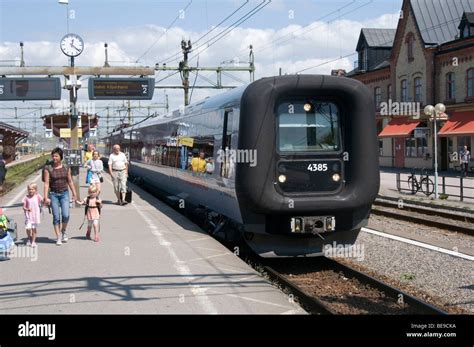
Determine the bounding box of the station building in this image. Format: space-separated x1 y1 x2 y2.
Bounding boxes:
346 0 474 171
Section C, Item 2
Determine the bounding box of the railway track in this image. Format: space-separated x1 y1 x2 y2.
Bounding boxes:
262 257 447 315
371 197 474 236
129 179 451 315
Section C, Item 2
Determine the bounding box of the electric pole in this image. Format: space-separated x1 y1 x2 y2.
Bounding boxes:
155 40 255 106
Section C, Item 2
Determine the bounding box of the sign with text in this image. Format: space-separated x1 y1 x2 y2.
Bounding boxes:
88 78 155 100
0 78 61 101
60 128 83 138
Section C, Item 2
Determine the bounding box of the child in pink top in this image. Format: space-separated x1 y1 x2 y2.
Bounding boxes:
22 183 43 247
77 185 102 242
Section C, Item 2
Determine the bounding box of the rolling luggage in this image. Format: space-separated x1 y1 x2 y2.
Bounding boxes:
125 189 132 204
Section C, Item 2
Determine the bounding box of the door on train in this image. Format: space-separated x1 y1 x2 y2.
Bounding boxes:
220 109 233 179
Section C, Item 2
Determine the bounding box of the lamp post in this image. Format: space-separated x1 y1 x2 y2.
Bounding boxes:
424 103 446 199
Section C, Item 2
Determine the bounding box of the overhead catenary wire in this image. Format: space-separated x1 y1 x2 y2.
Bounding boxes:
157 0 250 65
135 0 193 63
185 0 270 64
161 0 269 66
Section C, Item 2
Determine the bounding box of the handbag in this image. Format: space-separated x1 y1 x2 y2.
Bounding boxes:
85 169 92 184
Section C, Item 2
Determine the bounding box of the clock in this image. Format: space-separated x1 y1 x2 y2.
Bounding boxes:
60 33 84 57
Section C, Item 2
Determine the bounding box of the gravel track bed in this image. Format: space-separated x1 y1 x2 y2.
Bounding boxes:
341 221 473 314
273 261 422 314
369 214 474 252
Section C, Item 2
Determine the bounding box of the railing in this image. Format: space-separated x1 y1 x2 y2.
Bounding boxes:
396 171 474 201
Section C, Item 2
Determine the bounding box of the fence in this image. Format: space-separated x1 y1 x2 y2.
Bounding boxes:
396 172 474 202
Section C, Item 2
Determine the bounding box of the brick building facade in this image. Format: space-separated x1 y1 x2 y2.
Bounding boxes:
347 0 474 171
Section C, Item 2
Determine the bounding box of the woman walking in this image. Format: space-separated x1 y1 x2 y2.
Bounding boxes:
43 147 77 245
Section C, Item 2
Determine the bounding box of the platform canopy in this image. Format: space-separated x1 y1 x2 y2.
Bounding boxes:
42 113 99 138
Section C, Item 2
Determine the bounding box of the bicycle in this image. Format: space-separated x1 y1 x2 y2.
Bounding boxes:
407 168 434 196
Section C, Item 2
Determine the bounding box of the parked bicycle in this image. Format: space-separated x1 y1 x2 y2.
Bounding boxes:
407 168 434 196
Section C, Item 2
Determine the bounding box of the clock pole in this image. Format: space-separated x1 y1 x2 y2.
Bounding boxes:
69 55 80 201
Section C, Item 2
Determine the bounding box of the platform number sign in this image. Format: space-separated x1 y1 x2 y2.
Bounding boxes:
88 78 155 100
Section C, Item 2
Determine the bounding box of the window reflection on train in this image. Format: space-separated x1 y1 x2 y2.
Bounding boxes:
126 109 236 181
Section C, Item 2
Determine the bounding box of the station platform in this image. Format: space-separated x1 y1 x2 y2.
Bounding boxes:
0 168 305 314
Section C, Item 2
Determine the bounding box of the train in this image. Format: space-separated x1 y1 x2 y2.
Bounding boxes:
104 75 380 257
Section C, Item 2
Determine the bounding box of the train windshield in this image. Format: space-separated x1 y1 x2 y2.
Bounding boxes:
277 101 341 152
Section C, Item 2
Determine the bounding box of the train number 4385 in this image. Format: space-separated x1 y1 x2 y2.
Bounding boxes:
307 163 328 172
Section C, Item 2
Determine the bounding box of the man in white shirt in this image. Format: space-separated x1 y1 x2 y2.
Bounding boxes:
108 144 129 205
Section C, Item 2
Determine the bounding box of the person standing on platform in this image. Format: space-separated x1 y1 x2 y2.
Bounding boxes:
87 151 104 196
460 145 471 177
84 144 94 184
108 144 128 205
43 147 77 246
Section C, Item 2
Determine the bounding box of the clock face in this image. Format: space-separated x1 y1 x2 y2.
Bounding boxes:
60 33 84 57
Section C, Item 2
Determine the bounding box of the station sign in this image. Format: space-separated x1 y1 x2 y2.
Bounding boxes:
0 78 61 101
88 78 155 100
60 128 83 138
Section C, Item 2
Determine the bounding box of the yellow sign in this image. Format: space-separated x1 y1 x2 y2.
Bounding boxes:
60 128 83 138
179 137 194 147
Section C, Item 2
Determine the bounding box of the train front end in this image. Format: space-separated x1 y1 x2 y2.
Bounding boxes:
236 75 379 257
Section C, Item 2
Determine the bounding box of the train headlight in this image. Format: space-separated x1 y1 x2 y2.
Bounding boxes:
332 173 341 182
278 174 287 183
303 102 313 112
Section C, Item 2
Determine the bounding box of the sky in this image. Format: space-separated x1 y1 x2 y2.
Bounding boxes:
0 0 403 137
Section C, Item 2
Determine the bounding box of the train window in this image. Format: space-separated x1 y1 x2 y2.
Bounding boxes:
277 101 341 153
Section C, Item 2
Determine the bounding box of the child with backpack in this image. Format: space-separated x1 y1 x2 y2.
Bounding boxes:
77 185 102 242
22 183 43 247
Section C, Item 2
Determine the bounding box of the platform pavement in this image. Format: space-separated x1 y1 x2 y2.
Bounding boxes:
0 169 305 314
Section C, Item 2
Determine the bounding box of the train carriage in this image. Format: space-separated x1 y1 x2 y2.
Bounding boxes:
105 74 380 257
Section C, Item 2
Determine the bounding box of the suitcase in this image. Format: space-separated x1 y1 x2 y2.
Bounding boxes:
125 189 132 203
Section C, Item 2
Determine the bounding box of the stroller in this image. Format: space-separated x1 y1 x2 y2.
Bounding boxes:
0 209 17 260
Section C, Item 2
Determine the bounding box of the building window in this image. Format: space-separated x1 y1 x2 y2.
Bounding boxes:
406 33 415 61
414 77 422 103
467 68 474 98
462 25 470 38
359 48 367 71
446 72 456 100
457 136 471 152
374 87 381 109
401 79 407 102
387 84 392 102
379 140 383 156
405 137 428 157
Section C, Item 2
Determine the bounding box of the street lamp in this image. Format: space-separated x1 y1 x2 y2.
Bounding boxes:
424 103 446 199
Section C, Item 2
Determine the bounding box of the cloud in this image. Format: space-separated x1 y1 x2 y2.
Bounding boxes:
0 10 398 132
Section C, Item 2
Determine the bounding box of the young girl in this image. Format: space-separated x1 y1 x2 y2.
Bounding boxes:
77 185 102 242
22 183 43 247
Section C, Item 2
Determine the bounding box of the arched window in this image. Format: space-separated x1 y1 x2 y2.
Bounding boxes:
387 84 392 102
401 79 407 102
446 72 456 100
467 68 474 98
374 87 381 108
414 77 422 103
